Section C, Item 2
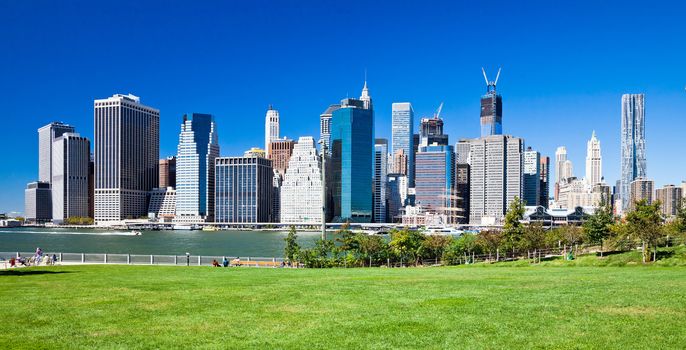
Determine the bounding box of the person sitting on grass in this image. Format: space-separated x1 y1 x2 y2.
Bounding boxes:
9 257 16 268
212 259 220 267
52 254 58 265
222 257 229 267
232 257 241 267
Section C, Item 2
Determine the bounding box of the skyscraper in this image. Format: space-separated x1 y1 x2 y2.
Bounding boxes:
175 113 219 222
264 106 279 158
554 146 567 202
24 182 52 223
319 104 340 155
419 117 448 147
523 147 541 207
330 97 374 223
539 156 550 208
386 174 408 223
51 133 91 223
280 137 323 223
629 177 653 211
38 122 75 183
415 144 456 221
621 94 647 211
656 185 682 217
268 138 296 175
480 68 503 137
159 156 176 188
215 156 273 223
467 135 523 225
360 80 373 110
373 139 388 223
391 102 414 183
585 131 602 185
94 94 159 222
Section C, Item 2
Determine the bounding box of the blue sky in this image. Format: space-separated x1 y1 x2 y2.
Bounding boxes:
1 0 685 214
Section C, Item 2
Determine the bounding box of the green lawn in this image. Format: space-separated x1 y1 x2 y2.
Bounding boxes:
2 261 686 349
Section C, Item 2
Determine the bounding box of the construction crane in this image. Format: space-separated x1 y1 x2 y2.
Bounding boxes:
433 102 444 119
482 67 501 92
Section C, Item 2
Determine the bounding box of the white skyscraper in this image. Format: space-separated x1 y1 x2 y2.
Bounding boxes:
561 160 574 181
280 137 323 223
94 94 159 222
38 122 75 183
265 105 279 158
555 146 568 184
585 131 602 185
175 113 219 222
51 133 90 223
360 80 373 110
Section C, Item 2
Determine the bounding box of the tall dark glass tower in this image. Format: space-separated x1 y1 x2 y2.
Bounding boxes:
480 68 503 137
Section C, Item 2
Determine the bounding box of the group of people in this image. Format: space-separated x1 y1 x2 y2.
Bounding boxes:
212 257 242 267
6 247 58 268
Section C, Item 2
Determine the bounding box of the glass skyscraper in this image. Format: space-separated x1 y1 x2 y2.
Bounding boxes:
373 139 388 223
215 156 273 223
523 147 541 207
620 94 646 211
330 98 373 222
391 102 414 183
415 144 455 217
175 113 219 222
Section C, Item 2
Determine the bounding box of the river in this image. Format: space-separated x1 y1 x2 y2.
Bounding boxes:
0 227 326 257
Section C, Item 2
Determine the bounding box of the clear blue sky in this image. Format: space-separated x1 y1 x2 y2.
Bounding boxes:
1 0 685 214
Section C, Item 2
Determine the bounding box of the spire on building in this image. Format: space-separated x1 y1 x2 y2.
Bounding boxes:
359 74 372 110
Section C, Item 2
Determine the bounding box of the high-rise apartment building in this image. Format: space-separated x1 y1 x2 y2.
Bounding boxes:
94 94 159 222
629 177 653 211
586 131 602 185
51 133 91 223
539 156 550 208
215 156 273 223
268 138 296 175
330 97 373 223
467 135 523 225
386 174 408 223
264 106 279 158
24 182 52 224
391 102 414 183
38 122 75 183
656 185 682 217
621 94 647 211
415 144 455 220
159 156 176 188
480 68 503 137
523 147 541 207
280 137 323 223
373 139 388 223
175 113 219 222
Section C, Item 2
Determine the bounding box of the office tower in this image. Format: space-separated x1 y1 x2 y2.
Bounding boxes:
656 185 682 217
539 156 550 208
523 147 541 207
268 138 296 175
148 187 176 221
38 122 75 183
330 97 374 222
419 117 449 147
392 102 414 182
51 133 91 223
280 136 323 223
386 174 408 222
215 156 273 223
374 139 388 223
88 159 94 219
586 131 602 185
561 160 574 181
621 94 647 211
455 139 471 223
244 147 266 158
467 135 523 225
159 156 177 188
94 94 159 221
175 113 219 222
480 68 503 137
319 104 341 155
415 144 456 220
554 146 567 201
629 178 653 210
264 106 279 158
24 182 52 223
271 172 282 223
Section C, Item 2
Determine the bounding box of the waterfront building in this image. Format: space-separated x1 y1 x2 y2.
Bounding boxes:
629 177 653 210
467 135 523 225
656 185 682 217
621 94 647 211
148 187 176 222
94 94 159 222
280 136 323 223
586 131 603 185
38 122 75 183
392 102 414 183
523 147 541 207
539 156 550 208
175 113 219 222
386 174 408 222
159 156 176 188
415 144 456 222
480 68 503 137
268 138 296 175
265 106 279 158
215 156 273 223
319 104 340 155
51 133 91 223
330 97 373 223
24 182 52 223
373 139 388 223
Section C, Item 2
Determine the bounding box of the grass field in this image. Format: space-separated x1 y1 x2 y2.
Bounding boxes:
2 255 686 349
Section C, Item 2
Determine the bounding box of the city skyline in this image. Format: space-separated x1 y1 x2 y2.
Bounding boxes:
2 1 686 214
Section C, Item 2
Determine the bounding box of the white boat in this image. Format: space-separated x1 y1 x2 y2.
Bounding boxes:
173 224 193 230
423 226 464 236
131 230 142 236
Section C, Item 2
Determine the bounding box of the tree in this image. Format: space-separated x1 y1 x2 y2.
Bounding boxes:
625 199 664 263
583 199 614 257
502 196 526 255
358 235 388 267
284 225 300 263
522 222 547 262
389 228 425 265
419 235 453 263
477 230 503 261
335 222 359 252
665 199 686 240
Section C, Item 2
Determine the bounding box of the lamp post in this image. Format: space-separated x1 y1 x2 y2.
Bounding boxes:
319 140 327 240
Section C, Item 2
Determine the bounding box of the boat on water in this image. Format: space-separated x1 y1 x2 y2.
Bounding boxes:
131 230 142 236
422 226 464 236
202 225 219 232
173 224 194 230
